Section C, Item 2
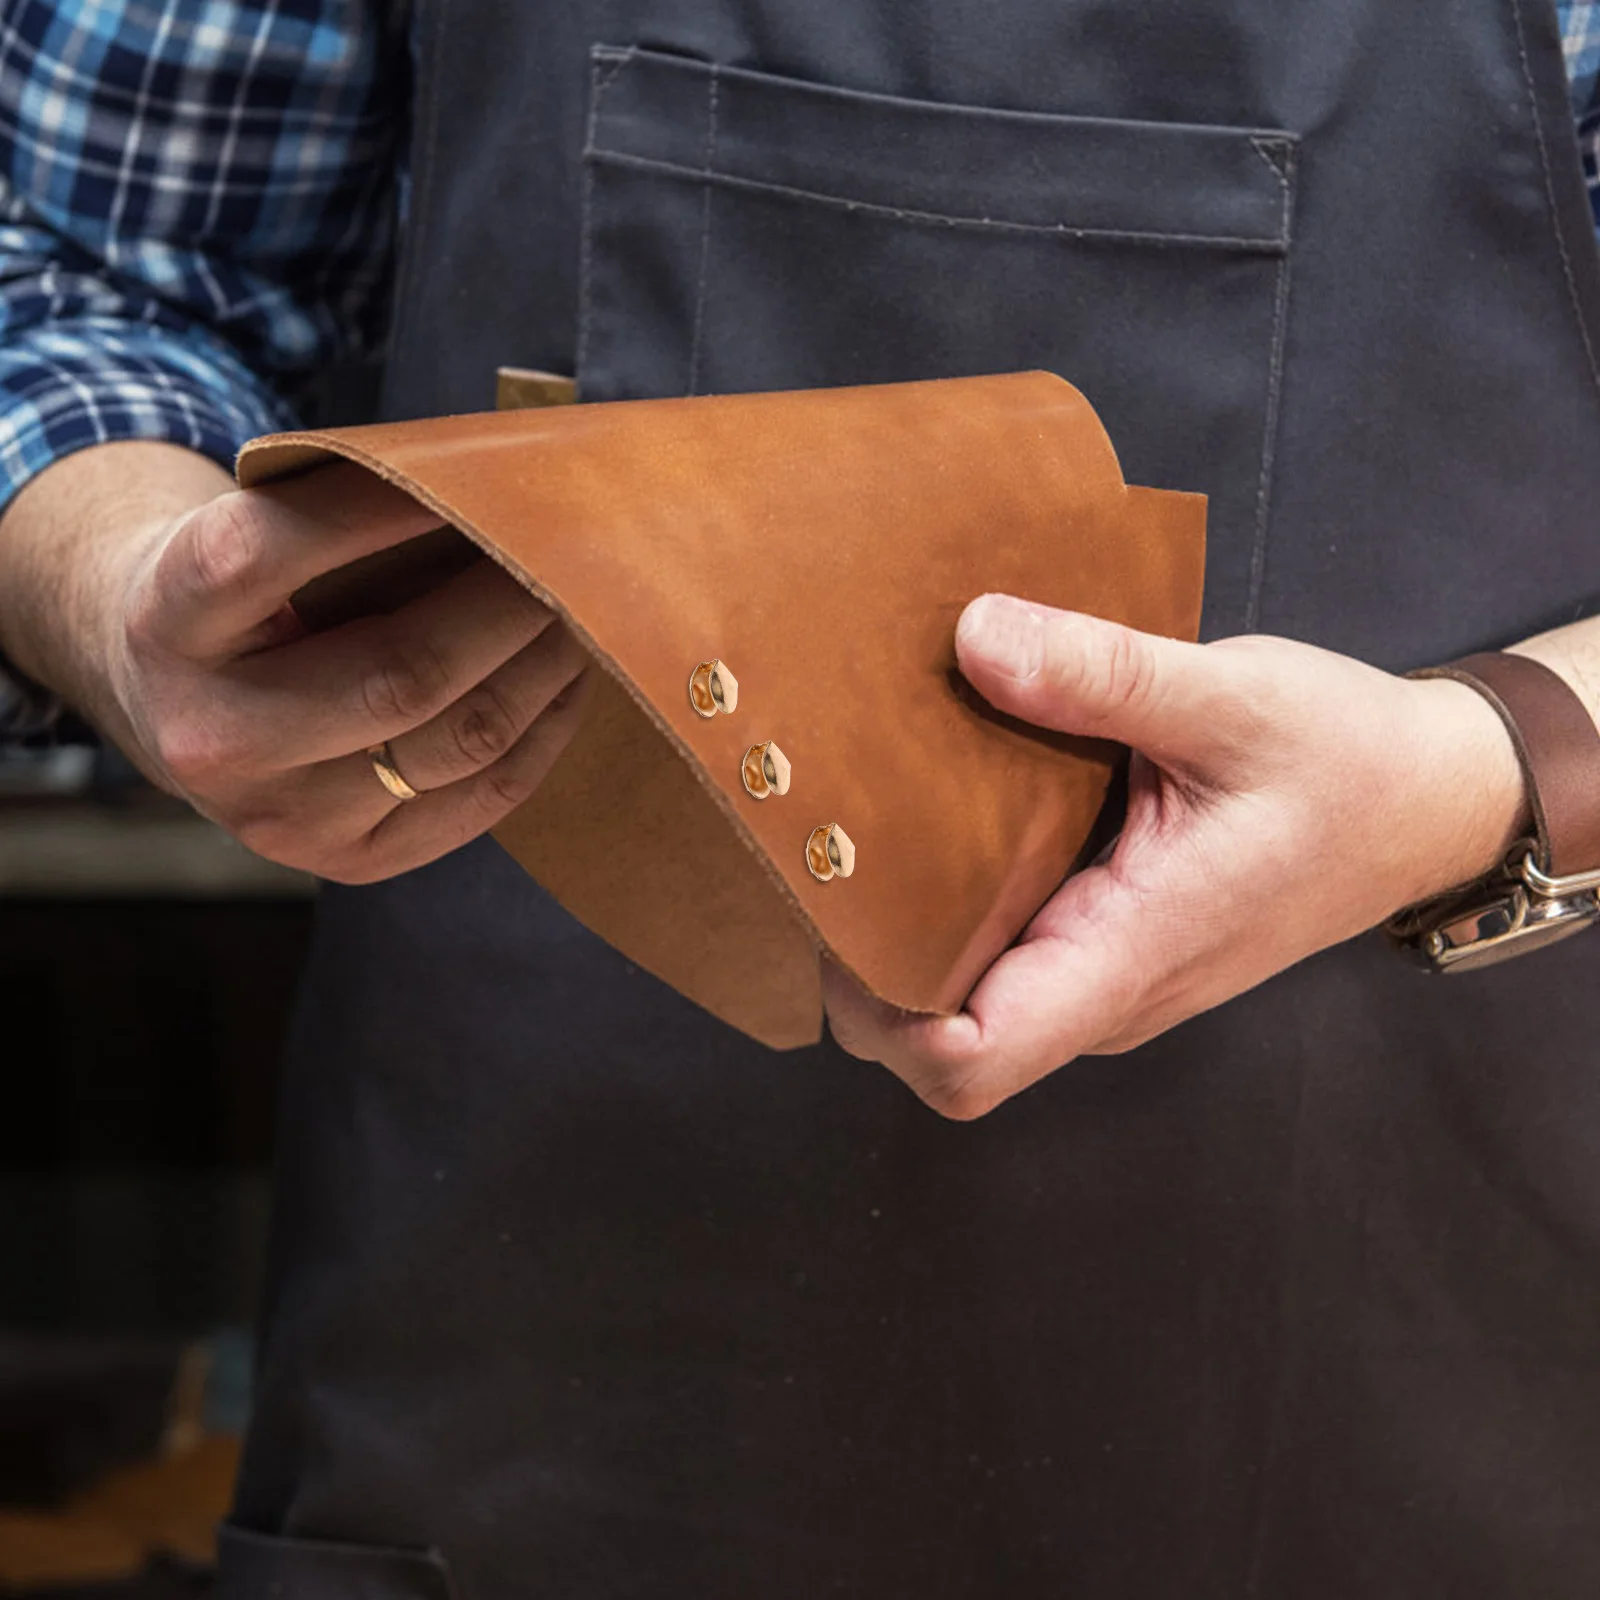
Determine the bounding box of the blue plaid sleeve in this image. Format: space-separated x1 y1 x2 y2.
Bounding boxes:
1558 1 1600 233
0 0 406 512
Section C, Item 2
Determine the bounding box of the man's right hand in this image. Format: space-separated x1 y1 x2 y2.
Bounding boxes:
0 441 593 882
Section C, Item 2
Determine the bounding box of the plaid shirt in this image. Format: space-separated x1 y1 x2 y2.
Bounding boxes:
1566 1 1600 214
1 1 1599 732
0 0 404 507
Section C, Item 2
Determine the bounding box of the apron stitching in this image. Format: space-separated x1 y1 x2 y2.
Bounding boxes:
381 0 448 395
1248 134 1295 186
1243 138 1296 632
587 151 1288 250
595 45 632 95
687 64 722 396
1509 0 1600 397
576 48 633 399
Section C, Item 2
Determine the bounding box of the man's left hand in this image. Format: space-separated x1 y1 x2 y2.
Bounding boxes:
823 593 1531 1119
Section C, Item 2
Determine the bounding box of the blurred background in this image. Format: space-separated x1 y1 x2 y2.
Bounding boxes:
0 733 312 1596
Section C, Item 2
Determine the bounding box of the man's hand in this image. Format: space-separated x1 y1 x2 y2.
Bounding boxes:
823 593 1532 1120
0 442 592 882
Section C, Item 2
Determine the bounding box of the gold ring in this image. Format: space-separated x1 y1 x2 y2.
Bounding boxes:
367 741 419 802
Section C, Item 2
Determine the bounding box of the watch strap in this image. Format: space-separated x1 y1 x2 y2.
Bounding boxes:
1413 651 1600 879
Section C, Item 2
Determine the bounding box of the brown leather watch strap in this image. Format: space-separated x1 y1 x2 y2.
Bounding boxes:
1415 651 1600 878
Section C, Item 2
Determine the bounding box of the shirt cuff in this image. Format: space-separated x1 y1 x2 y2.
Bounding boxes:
0 317 299 516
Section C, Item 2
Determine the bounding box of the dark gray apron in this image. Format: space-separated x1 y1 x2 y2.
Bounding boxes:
220 3 1600 1595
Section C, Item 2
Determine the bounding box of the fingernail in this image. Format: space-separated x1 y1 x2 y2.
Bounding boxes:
958 594 1043 681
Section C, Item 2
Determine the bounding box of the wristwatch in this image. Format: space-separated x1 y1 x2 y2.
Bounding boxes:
1387 651 1600 973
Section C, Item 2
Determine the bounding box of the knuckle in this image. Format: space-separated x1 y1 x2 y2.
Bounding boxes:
450 684 519 767
825 1016 877 1063
300 825 385 885
1099 1032 1149 1058
363 636 453 726
327 827 433 887
229 805 294 860
122 579 169 656
152 720 241 789
480 757 537 814
921 1071 999 1123
908 1037 1003 1121
180 493 264 598
1090 625 1158 718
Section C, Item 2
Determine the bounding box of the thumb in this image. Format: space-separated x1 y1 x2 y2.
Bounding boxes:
955 593 1220 760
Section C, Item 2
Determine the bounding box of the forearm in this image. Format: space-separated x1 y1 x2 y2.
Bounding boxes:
0 441 231 741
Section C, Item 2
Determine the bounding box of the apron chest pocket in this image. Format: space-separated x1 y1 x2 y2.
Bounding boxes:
578 45 1296 636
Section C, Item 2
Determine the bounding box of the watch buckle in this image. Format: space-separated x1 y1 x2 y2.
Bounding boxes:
1391 842 1600 973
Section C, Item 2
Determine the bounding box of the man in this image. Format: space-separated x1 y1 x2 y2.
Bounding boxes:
4 0 1600 1593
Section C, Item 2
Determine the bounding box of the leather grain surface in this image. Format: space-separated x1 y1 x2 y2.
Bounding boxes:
238 372 1205 1047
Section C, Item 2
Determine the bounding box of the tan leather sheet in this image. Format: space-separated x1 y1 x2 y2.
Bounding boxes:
238 372 1205 1049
